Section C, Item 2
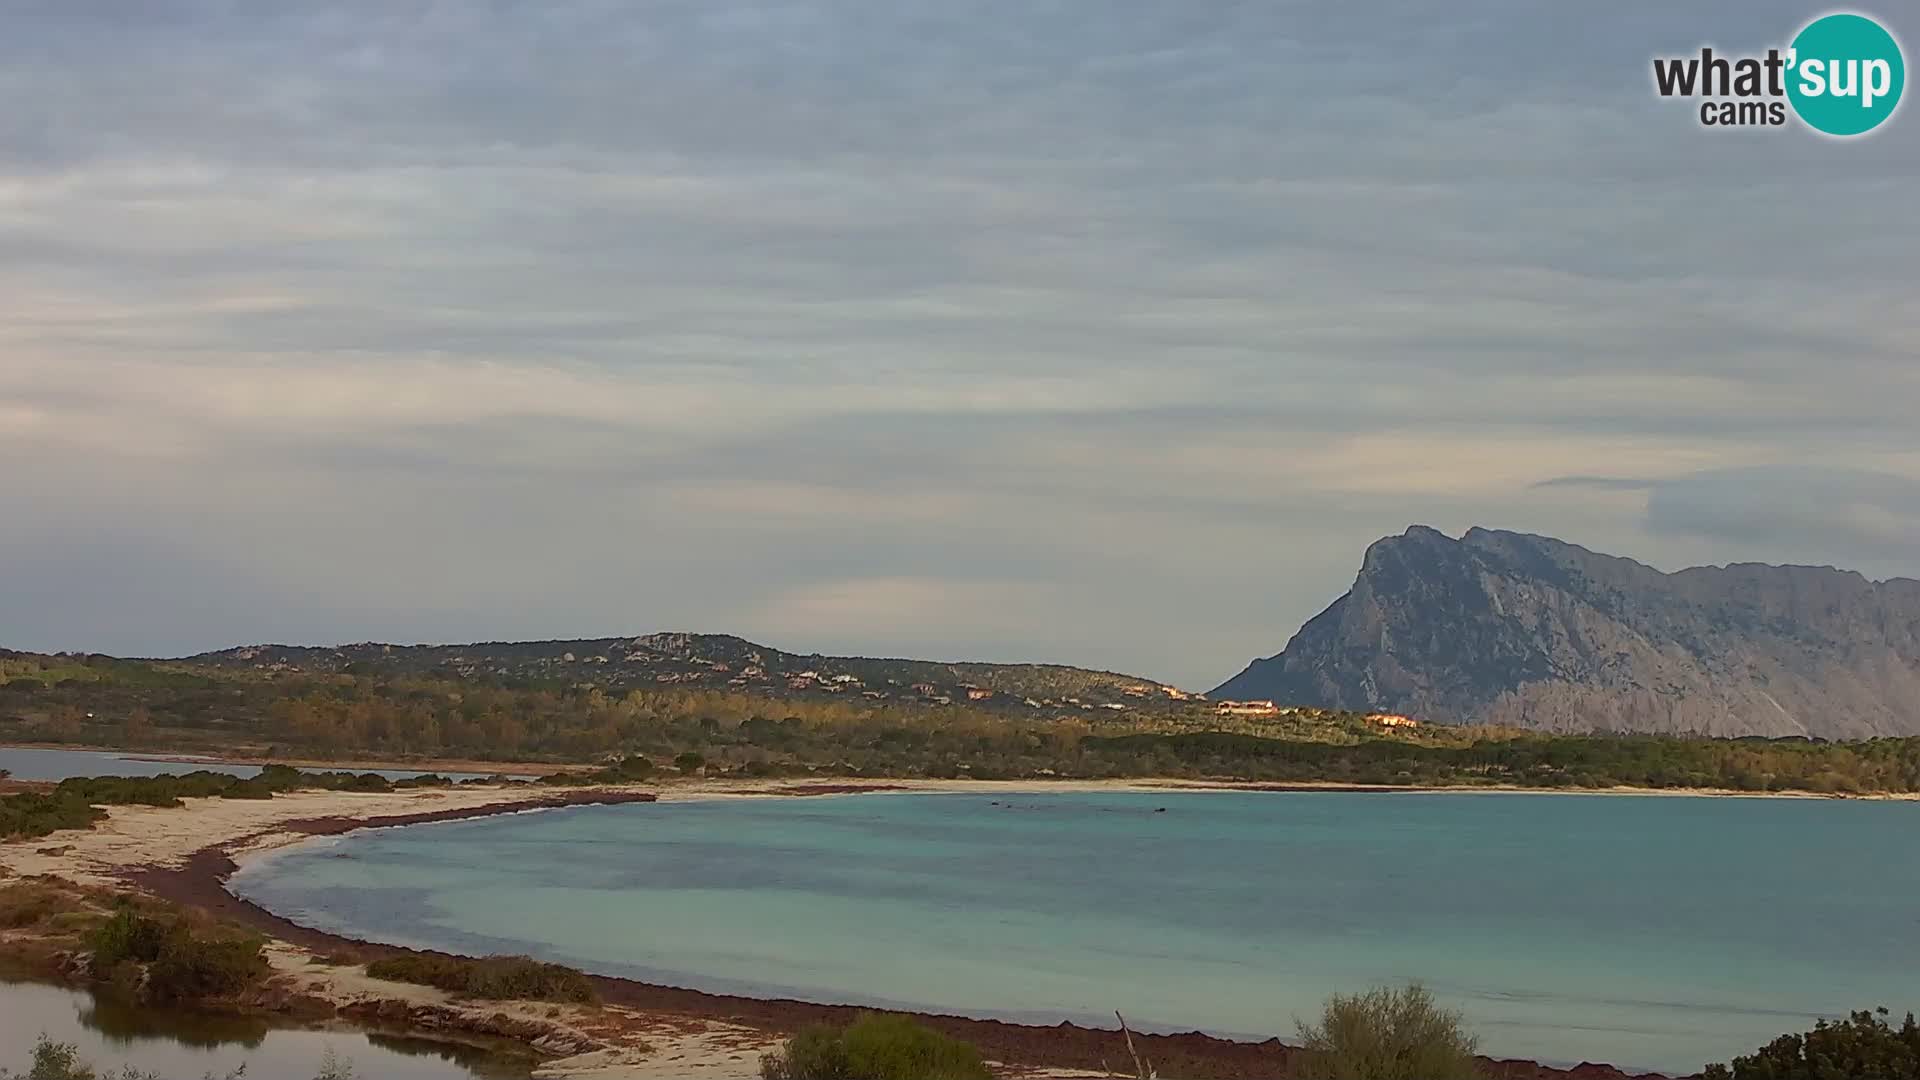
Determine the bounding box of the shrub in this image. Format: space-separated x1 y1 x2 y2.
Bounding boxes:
1293 984 1482 1080
148 928 268 1001
760 1026 849 1080
365 953 597 1004
1703 1008 1920 1079
85 905 267 1002
535 771 592 786
393 773 449 788
674 752 706 775
607 755 655 780
0 881 69 929
88 908 170 967
0 792 108 839
759 1015 991 1080
0 1036 101 1080
217 780 275 800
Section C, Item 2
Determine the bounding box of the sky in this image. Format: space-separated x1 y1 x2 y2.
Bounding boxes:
3 1 1917 690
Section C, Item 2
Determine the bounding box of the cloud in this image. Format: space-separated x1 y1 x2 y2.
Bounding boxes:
1644 467 1920 573
1 0 1916 687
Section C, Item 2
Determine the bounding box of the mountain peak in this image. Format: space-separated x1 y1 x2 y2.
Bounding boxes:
1213 528 1920 738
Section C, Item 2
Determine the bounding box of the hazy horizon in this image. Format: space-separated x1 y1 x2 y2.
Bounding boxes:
5 1 1916 689
19 519 1920 693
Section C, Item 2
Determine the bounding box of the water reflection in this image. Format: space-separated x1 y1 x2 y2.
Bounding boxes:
79 992 271 1049
0 979 532 1080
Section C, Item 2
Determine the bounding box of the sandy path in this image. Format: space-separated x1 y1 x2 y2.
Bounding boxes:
0 785 645 884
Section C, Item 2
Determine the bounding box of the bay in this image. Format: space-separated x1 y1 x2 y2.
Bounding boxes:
229 790 1920 1073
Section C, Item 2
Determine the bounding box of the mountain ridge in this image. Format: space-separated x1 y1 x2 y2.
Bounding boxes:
1213 526 1920 738
185 633 1185 712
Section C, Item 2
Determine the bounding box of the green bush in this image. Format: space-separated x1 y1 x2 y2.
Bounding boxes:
148 929 268 1001
365 953 597 1004
87 908 170 967
1703 1008 1920 1079
217 780 275 800
607 755 655 780
0 767 457 839
759 1015 991 1080
1293 984 1482 1080
760 1027 849 1080
85 906 267 1002
0 792 108 839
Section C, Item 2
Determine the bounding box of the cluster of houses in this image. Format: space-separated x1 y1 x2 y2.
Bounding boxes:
1215 699 1292 717
1211 699 1421 729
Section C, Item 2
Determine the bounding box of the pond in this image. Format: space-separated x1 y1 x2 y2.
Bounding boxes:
0 978 532 1079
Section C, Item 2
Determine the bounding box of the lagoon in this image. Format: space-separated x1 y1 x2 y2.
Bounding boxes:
228 790 1920 1074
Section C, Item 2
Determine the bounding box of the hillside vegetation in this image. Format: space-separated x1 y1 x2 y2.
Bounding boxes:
184 633 1183 712
4 650 1918 796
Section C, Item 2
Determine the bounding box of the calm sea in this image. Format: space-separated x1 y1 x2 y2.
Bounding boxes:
228 790 1920 1073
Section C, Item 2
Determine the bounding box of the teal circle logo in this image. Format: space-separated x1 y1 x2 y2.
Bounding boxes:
1787 13 1905 136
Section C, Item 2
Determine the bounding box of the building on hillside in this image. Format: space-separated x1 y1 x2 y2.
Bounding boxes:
1216 699 1281 717
1367 712 1419 728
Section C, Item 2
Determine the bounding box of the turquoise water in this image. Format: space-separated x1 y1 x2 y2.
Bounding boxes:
229 791 1920 1073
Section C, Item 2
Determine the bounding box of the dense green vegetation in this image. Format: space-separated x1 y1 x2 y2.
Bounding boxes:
759 1015 993 1080
1 879 266 1013
0 765 467 839
5 651 1920 795
1293 984 1481 1080
0 649 1436 760
87 905 269 1003
1080 730 1920 793
363 953 598 1003
1704 1009 1920 1079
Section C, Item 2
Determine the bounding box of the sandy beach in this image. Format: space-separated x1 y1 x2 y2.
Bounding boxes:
1 777 1736 1078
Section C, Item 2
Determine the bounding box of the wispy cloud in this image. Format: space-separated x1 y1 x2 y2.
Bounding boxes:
2 0 1915 687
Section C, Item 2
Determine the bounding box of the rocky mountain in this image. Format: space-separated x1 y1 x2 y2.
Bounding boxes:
1212 526 1920 738
189 633 1183 713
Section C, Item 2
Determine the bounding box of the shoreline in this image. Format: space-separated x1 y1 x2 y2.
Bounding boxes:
7 743 1915 801
3 779 1684 1080
0 741 566 777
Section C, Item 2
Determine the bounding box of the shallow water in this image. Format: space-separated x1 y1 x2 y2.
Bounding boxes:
0 746 492 783
230 790 1920 1073
0 978 529 1078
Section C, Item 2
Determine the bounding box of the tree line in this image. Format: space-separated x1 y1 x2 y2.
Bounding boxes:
4 655 1918 795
